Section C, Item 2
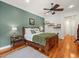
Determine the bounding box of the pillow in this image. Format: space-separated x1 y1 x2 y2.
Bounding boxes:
39 26 43 32
31 30 36 34
34 28 40 33
25 28 31 34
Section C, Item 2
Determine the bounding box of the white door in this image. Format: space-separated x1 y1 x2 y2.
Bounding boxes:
64 16 76 36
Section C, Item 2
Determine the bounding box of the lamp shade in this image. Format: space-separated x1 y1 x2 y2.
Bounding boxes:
12 27 17 31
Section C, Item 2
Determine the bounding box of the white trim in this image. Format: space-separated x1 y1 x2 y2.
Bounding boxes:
0 45 11 50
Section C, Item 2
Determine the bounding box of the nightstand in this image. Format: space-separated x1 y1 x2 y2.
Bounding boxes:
10 35 26 48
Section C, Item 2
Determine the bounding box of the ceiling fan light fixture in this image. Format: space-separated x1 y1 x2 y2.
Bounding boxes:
68 5 74 8
51 3 53 5
52 11 55 15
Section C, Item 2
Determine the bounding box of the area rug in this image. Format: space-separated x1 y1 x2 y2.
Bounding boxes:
4 46 48 58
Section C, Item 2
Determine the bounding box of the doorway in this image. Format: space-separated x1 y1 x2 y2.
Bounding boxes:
64 15 76 37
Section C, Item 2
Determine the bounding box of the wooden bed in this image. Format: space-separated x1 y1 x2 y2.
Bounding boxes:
22 27 59 55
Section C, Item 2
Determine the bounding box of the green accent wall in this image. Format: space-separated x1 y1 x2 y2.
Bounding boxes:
0 1 44 47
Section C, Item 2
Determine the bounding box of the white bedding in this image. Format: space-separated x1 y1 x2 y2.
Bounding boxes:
24 32 42 41
24 27 43 41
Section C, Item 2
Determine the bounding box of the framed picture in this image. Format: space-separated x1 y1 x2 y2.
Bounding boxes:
53 24 61 29
29 18 35 25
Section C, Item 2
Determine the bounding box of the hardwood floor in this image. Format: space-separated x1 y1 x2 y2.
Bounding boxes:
49 35 79 58
1 35 79 58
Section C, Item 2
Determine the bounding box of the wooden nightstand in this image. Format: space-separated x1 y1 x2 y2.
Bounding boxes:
10 35 26 48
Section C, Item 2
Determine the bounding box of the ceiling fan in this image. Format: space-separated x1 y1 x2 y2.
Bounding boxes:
44 3 64 15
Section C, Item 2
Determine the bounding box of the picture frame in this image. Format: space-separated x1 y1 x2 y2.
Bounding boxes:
53 24 61 29
29 18 35 25
57 24 61 28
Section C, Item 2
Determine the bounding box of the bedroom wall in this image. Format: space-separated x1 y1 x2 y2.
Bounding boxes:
61 10 79 39
44 14 63 39
44 10 79 39
0 1 44 47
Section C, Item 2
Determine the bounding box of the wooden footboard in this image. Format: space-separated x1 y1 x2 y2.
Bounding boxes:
42 34 58 55
25 34 59 55
45 34 59 51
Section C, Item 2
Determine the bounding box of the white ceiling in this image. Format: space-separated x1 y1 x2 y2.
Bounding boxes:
0 0 79 17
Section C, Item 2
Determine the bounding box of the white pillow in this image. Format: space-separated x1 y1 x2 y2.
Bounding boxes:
25 28 31 34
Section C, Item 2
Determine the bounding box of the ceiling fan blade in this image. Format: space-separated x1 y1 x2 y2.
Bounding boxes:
46 10 51 13
44 10 51 14
51 4 60 10
44 8 50 10
54 8 64 11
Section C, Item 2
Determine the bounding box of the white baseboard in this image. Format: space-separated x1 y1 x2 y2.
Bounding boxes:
0 45 11 50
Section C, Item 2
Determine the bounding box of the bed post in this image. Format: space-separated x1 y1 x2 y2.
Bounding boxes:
22 27 25 38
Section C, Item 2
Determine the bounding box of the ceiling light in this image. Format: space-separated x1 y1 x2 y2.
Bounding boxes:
68 5 74 8
26 0 30 3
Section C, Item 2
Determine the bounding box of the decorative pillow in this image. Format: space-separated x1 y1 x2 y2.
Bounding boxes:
39 26 43 32
25 28 31 34
31 30 36 34
34 28 40 33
